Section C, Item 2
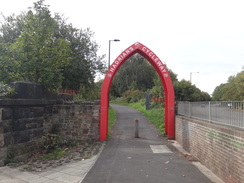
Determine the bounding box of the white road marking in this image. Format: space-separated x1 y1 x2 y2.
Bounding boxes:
150 145 172 153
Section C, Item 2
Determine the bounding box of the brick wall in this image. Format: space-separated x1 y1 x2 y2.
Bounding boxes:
176 116 244 183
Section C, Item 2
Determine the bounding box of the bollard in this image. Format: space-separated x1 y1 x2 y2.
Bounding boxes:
135 119 139 138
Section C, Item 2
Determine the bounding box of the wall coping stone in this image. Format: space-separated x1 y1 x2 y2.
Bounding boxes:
0 99 56 106
73 101 100 105
10 81 44 99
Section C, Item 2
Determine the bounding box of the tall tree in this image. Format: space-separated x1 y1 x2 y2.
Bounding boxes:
0 14 25 43
174 79 211 101
0 0 71 90
213 71 244 101
110 54 156 97
0 0 105 92
150 69 178 98
54 14 106 90
212 83 229 101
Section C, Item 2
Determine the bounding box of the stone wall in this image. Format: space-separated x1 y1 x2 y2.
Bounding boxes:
51 101 100 144
176 116 244 183
0 99 100 166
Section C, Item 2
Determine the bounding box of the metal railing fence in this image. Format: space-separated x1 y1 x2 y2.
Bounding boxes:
177 101 244 129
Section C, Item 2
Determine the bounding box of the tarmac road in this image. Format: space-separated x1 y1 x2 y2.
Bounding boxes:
82 104 214 183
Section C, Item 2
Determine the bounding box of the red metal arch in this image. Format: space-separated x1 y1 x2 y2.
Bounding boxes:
100 42 175 141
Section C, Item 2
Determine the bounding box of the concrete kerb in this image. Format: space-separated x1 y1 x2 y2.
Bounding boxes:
79 142 105 183
0 138 224 183
0 142 106 183
170 140 224 183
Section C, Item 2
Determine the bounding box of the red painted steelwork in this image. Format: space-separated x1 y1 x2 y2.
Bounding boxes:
100 42 175 141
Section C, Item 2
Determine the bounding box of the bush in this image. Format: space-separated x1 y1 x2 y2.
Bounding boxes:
122 90 145 103
42 133 61 153
0 83 15 98
74 84 100 101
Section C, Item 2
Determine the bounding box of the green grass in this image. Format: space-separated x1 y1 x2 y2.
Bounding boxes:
43 148 65 160
108 105 116 138
110 99 165 134
110 98 129 106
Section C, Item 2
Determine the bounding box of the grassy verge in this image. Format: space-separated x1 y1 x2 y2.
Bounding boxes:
108 105 116 138
110 99 165 134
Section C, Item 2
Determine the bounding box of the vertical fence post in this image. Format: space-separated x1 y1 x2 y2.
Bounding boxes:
135 119 139 138
178 101 243 129
189 102 191 118
209 101 211 123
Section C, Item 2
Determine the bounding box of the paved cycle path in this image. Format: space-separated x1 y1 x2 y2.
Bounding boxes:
82 104 214 183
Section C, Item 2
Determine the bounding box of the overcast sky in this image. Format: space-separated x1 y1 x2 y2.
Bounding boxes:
1 0 244 94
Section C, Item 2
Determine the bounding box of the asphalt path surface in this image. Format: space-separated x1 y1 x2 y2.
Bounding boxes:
82 104 213 183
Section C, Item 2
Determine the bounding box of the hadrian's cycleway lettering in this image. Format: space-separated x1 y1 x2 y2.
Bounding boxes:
109 47 134 72
141 46 167 73
109 43 168 75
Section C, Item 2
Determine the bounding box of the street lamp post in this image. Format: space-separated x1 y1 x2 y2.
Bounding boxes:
108 39 120 69
190 72 199 83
